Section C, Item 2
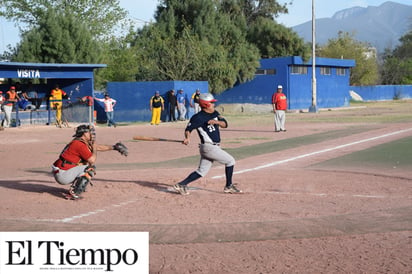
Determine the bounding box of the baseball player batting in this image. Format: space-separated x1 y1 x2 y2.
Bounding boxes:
173 93 242 195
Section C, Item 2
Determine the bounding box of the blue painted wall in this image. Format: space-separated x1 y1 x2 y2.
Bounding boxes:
105 81 208 123
351 85 412 101
215 56 355 110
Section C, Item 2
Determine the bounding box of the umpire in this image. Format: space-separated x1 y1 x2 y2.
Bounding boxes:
173 93 242 195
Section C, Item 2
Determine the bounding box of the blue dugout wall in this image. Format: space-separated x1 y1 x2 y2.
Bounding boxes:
105 81 208 123
351 85 412 101
215 56 355 110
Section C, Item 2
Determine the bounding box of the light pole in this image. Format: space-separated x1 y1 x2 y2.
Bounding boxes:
309 0 318 113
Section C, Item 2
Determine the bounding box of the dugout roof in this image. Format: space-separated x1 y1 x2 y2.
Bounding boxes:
0 62 106 79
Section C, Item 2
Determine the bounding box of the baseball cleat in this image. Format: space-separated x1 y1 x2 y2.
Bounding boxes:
224 185 243 194
173 184 189 195
62 192 82 200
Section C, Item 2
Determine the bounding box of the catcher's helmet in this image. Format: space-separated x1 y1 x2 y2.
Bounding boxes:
73 124 95 137
199 93 217 108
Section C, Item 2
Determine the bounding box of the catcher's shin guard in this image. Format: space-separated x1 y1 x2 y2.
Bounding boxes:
69 166 96 198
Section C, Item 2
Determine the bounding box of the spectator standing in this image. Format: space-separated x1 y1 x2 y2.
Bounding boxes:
167 89 178 122
149 91 164 125
190 89 201 114
2 86 19 128
272 85 287 132
177 89 186 121
94 94 117 127
49 84 68 127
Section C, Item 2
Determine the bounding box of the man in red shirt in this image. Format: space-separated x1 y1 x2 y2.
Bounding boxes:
272 85 287 132
52 124 128 199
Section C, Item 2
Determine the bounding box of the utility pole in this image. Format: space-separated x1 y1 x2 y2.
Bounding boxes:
309 0 318 113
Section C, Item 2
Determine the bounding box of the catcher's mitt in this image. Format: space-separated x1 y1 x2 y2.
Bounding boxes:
113 142 128 156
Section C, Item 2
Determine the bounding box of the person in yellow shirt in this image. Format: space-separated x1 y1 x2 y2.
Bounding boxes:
190 89 201 114
49 84 68 127
149 91 164 125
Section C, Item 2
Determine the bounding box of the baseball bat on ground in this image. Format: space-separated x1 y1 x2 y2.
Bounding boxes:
133 135 182 143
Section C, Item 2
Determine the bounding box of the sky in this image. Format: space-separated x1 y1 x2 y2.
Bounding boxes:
1 0 412 53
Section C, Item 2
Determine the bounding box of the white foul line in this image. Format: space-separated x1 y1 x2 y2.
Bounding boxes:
56 199 139 223
212 127 412 179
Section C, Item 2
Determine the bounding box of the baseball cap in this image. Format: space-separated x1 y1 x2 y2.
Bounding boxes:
277 85 283 89
10 86 15 90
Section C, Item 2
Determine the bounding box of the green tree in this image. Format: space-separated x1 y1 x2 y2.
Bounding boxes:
129 0 308 93
95 36 138 86
381 30 412 85
318 32 379 86
129 0 261 93
13 9 101 64
247 17 309 59
220 0 309 59
0 0 127 38
221 0 288 24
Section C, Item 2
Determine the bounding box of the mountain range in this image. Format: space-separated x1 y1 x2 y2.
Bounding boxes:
291 1 412 53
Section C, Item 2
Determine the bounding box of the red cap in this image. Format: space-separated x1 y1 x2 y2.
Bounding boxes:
10 86 15 90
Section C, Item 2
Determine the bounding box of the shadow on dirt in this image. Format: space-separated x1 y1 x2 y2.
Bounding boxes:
0 179 68 199
92 177 175 194
25 169 51 175
3 169 176 199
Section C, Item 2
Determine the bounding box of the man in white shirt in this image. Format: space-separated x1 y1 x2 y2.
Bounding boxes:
94 94 117 127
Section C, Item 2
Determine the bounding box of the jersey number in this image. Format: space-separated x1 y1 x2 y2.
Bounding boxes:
207 125 216 132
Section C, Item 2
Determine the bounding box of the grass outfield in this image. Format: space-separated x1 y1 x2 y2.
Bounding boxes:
313 135 412 170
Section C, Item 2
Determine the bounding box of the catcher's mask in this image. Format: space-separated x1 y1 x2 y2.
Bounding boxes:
199 93 217 108
73 124 96 139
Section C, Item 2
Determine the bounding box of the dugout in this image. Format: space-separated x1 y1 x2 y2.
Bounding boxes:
215 56 356 110
0 62 106 126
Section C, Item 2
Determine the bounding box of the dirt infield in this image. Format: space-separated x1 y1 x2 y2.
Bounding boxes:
1 101 411 273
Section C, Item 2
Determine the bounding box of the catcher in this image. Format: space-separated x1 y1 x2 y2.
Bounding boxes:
51 124 128 200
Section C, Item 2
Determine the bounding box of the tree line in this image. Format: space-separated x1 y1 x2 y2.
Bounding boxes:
1 0 411 93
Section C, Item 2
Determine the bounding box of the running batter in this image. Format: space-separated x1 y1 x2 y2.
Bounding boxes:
173 93 242 195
